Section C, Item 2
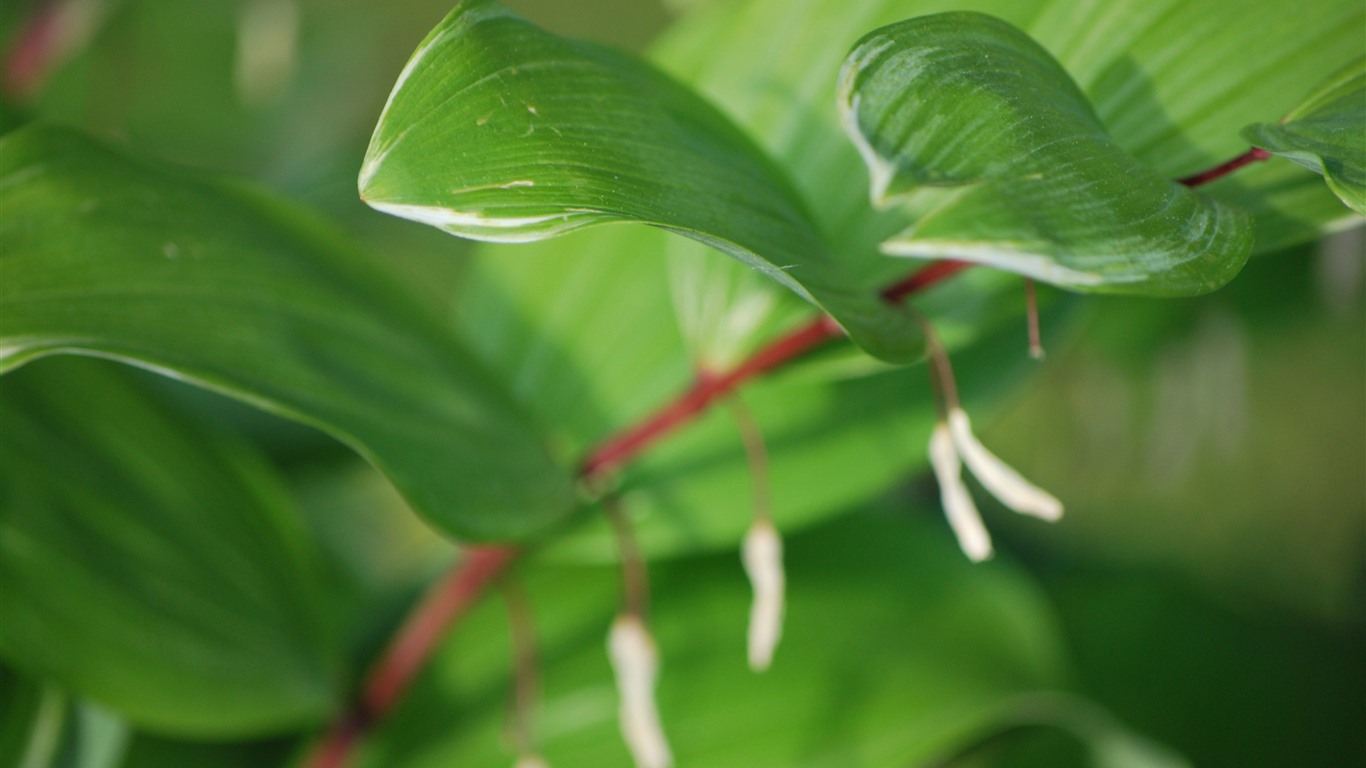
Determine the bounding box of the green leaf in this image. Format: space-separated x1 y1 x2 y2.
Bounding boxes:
1243 57 1366 215
658 0 1362 260
0 673 129 768
358 0 921 363
837 12 1253 296
355 511 1081 767
0 358 339 735
0 124 576 541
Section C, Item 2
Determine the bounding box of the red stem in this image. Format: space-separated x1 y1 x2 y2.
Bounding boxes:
581 313 843 478
308 546 518 768
1178 146 1270 187
307 145 1267 766
3 2 63 100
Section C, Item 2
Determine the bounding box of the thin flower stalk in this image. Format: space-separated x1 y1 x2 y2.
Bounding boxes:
604 500 672 768
502 580 547 768
921 315 1063 560
725 396 785 672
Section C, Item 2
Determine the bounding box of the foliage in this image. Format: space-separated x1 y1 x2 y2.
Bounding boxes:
0 0 1362 766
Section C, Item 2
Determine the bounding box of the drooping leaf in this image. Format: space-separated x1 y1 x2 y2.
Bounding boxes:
657 0 1362 262
0 358 340 735
0 124 575 541
443 0 1361 560
837 12 1253 296
358 0 921 363
1243 57 1366 215
642 0 1360 361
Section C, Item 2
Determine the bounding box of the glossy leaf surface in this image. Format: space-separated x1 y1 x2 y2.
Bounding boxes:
0 125 575 541
1243 57 1366 215
359 0 921 362
838 12 1253 295
0 359 339 736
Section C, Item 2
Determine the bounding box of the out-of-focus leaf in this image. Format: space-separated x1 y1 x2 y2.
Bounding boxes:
838 12 1252 296
0 358 340 736
1243 57 1366 215
360 0 921 362
117 732 298 768
0 124 576 541
354 511 1087 767
454 224 1046 561
0 672 128 768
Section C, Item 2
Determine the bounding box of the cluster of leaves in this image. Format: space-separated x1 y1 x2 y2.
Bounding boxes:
0 0 1362 766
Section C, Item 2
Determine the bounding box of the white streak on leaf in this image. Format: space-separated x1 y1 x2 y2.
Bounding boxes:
742 520 785 672
881 239 1115 286
608 616 672 768
362 200 595 242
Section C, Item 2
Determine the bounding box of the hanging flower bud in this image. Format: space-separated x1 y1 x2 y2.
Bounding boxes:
947 407 1063 521
607 615 673 768
928 421 994 561
742 520 785 671
514 755 550 768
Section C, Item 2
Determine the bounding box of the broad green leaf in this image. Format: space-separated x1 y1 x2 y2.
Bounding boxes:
657 0 1362 261
837 12 1253 296
359 0 922 363
448 0 1358 560
0 124 575 541
0 358 339 735
1243 58 1366 215
354 511 1084 767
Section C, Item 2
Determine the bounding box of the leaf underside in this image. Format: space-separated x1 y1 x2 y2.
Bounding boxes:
359 0 921 362
1243 57 1366 215
838 11 1254 296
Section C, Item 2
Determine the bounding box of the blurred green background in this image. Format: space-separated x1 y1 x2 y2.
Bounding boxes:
1 0 1362 766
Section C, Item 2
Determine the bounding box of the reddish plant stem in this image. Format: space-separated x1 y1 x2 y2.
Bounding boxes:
581 313 844 478
3 2 63 99
306 263 954 768
882 259 971 302
1178 146 1270 187
308 546 518 768
308 146 1264 766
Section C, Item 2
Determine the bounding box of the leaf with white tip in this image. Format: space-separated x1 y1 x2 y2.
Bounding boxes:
359 0 920 362
838 11 1254 296
1243 57 1366 215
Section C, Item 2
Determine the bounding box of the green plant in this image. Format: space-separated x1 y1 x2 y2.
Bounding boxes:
1 1 1362 766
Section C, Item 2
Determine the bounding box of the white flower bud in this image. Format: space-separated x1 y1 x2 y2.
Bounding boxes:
929 421 994 561
607 615 673 768
947 407 1063 521
515 756 550 768
742 520 785 672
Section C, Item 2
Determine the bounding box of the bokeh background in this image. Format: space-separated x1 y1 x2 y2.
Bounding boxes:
1 0 1362 766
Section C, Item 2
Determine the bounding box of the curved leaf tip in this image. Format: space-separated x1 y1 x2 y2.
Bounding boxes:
1242 57 1366 215
837 11 1254 297
359 0 922 362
